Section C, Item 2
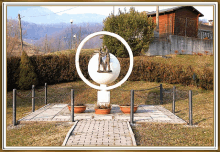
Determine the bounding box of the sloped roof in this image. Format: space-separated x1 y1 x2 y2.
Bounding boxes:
147 6 204 17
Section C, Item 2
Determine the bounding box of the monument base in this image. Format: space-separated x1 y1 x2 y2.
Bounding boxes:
97 90 110 106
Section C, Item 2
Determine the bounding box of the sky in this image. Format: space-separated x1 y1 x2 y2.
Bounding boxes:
42 5 214 20
6 5 214 24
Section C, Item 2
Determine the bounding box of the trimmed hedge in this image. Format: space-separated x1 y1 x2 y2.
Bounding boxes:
18 51 38 90
7 54 213 91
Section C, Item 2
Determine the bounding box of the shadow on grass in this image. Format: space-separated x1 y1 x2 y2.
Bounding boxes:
194 117 213 125
131 86 200 105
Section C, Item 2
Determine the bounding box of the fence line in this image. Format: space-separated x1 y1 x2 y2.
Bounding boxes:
16 90 32 99
32 85 35 112
11 82 193 125
189 90 193 125
134 92 149 100
13 89 16 126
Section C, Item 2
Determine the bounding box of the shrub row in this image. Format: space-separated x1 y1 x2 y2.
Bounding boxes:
7 54 213 91
127 58 213 90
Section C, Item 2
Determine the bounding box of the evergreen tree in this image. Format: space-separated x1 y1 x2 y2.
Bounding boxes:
103 7 156 57
17 51 38 90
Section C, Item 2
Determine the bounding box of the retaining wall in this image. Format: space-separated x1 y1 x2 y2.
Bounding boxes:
146 35 213 56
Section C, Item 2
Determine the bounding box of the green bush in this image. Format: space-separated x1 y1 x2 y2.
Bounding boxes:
17 51 38 90
103 7 156 57
7 56 20 91
7 54 213 90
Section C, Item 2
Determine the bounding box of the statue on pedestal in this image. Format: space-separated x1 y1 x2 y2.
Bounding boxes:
97 46 112 73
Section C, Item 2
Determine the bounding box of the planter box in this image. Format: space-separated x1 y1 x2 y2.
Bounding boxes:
119 105 138 114
67 105 86 113
95 108 111 114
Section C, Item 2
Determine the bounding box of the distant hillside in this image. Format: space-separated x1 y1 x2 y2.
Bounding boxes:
7 19 104 55
21 21 70 41
7 38 44 57
33 22 104 52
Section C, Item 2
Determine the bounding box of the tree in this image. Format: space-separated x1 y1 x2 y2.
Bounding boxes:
103 7 156 57
17 51 38 90
6 19 27 57
6 19 20 57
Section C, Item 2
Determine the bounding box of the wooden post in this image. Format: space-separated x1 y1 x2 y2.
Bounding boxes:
185 18 188 52
18 14 23 56
189 90 193 125
71 89 74 122
156 6 159 34
71 23 73 50
32 85 35 112
13 89 16 126
45 83 47 105
130 90 134 124
160 84 163 104
172 86 176 113
185 17 187 37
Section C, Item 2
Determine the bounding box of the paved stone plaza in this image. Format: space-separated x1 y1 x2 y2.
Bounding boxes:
19 103 186 124
18 103 186 147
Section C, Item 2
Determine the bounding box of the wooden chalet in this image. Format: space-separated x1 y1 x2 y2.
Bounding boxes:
147 6 204 38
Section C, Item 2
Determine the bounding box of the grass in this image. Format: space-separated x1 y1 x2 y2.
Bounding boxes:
137 54 214 73
46 48 98 56
6 81 214 147
133 123 214 146
7 122 73 146
131 82 214 146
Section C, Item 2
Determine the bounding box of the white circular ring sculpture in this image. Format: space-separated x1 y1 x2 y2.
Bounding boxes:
75 31 133 91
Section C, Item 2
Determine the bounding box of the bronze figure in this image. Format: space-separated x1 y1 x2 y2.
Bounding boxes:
97 47 105 72
104 46 112 72
97 46 112 73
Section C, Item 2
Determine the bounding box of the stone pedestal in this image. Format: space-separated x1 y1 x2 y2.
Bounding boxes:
97 90 110 105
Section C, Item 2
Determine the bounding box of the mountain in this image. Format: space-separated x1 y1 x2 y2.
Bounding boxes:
21 21 102 40
8 6 107 25
21 21 70 40
7 17 104 53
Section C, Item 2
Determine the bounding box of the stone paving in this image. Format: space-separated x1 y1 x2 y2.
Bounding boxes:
19 104 186 124
63 120 136 146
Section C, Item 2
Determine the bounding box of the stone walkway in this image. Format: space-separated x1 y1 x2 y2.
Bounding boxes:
63 120 136 146
19 104 186 124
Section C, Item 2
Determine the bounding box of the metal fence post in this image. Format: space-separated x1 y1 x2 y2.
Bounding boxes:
45 83 47 105
130 90 134 125
13 89 16 126
71 89 74 122
172 86 176 113
160 84 163 104
32 85 35 112
189 90 193 125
